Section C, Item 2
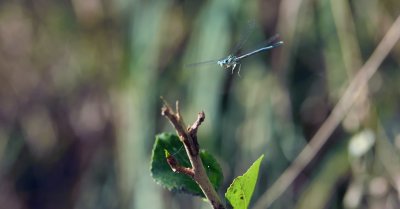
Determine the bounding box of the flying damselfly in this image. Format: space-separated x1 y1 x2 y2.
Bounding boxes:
188 34 284 76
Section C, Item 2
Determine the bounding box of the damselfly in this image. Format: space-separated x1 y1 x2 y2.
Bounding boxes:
189 34 284 75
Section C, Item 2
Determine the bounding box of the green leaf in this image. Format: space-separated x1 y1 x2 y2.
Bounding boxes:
225 155 264 209
150 133 223 197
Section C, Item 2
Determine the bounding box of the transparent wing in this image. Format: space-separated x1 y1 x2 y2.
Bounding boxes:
230 21 256 55
254 34 282 50
186 21 267 69
184 59 218 68
235 34 283 60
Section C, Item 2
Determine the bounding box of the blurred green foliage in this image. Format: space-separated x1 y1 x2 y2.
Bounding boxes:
0 0 399 209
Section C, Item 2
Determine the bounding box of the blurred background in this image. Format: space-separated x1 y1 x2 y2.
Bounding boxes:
0 0 399 209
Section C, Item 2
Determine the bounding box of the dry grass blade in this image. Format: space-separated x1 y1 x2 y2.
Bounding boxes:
253 15 400 209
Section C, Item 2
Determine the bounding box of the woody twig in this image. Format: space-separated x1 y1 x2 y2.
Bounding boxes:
161 99 225 209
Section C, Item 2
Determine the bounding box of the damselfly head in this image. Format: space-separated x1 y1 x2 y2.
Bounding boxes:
217 59 225 67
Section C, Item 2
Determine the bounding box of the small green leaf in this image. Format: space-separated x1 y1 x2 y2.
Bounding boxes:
150 133 223 197
225 155 264 209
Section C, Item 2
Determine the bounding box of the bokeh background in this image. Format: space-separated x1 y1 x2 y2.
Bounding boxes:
0 0 399 209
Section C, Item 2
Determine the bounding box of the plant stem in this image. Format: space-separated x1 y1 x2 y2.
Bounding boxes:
161 100 225 209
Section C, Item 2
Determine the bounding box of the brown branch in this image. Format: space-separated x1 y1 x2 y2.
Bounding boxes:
161 101 197 156
187 111 205 153
161 99 225 209
189 111 206 135
166 152 195 177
